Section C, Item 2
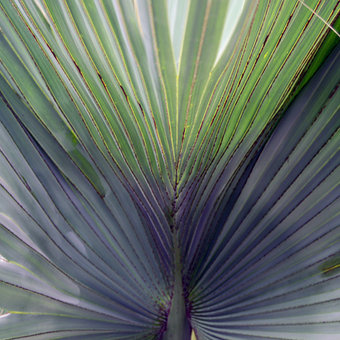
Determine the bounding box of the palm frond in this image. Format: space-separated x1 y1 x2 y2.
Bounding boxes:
0 0 339 339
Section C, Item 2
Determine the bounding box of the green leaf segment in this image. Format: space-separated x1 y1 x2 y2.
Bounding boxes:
0 0 339 339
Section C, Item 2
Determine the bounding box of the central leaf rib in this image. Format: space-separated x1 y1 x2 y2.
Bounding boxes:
163 229 191 340
162 177 191 339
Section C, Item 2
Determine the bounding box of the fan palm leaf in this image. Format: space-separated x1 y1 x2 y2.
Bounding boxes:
0 0 339 339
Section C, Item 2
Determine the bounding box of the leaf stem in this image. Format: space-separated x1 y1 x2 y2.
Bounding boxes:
163 230 191 340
